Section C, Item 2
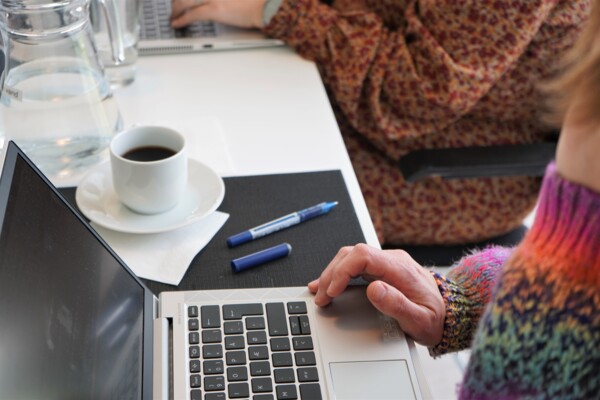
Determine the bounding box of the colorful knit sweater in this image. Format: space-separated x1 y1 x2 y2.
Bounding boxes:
430 163 600 398
264 0 590 245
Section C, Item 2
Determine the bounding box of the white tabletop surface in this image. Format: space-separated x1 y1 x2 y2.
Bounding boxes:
113 46 380 247
0 47 378 248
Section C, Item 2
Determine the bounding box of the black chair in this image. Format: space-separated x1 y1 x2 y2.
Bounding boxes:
398 132 559 182
392 132 559 266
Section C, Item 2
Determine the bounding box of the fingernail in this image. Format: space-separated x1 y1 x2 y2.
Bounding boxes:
326 284 336 297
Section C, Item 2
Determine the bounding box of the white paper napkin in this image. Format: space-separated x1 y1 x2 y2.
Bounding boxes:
91 211 229 285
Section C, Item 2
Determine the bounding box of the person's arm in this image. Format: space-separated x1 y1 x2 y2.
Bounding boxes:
458 164 600 397
264 0 562 156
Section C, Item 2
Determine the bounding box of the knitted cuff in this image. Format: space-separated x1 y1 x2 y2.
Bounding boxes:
428 272 480 357
428 247 513 357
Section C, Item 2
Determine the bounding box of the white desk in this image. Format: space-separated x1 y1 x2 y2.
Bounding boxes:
114 46 379 247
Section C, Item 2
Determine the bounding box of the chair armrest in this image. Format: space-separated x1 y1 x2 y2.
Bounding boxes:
398 143 557 182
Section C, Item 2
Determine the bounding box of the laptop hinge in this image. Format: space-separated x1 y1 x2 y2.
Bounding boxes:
153 318 170 400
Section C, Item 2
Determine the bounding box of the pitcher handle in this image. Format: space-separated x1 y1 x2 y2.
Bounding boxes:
96 0 125 64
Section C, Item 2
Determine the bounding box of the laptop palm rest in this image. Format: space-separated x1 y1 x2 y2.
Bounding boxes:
330 360 415 400
312 288 419 399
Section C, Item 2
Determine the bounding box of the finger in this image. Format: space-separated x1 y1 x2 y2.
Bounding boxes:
313 246 353 306
307 278 319 293
366 281 441 346
171 1 211 28
171 0 197 20
326 243 384 298
367 280 417 326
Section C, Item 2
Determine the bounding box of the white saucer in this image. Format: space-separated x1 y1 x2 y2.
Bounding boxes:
75 159 225 234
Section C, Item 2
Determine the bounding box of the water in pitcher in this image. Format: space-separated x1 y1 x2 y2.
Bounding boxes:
0 0 126 184
0 57 122 179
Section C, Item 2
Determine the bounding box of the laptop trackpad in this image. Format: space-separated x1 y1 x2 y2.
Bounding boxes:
330 360 416 400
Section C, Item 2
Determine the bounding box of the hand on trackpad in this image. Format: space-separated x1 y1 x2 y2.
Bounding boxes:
330 360 416 400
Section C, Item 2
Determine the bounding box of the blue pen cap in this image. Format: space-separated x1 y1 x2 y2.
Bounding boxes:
227 231 253 247
231 243 292 273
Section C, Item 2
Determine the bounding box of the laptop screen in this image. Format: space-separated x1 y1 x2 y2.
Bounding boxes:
0 150 145 398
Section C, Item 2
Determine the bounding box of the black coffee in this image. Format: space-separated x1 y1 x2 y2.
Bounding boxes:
122 146 176 162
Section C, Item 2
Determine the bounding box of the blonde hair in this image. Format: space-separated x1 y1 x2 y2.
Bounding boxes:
545 0 600 128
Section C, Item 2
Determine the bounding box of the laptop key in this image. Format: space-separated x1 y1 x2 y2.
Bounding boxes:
189 332 200 344
254 395 275 400
204 376 225 391
190 359 201 373
292 337 313 351
294 351 316 366
270 337 291 351
190 389 202 400
225 335 245 349
189 345 200 358
247 330 267 344
250 361 271 376
266 303 288 336
246 316 266 330
276 384 298 399
202 329 222 343
252 377 273 393
287 301 307 314
188 318 199 331
203 360 224 374
289 316 301 335
297 367 319 382
202 344 223 358
274 368 295 383
188 305 199 317
248 345 269 360
227 366 248 381
299 383 322 400
190 374 201 388
299 315 311 335
224 320 244 334
201 305 221 328
205 393 226 400
223 303 263 319
226 350 247 365
228 382 250 398
272 352 293 367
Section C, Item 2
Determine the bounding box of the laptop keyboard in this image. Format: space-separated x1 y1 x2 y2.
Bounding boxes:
140 0 217 40
187 301 322 400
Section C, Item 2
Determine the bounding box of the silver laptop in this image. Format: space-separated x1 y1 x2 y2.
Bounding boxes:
0 141 425 399
138 0 284 56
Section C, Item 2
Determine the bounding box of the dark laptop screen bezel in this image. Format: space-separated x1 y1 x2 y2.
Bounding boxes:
0 141 155 399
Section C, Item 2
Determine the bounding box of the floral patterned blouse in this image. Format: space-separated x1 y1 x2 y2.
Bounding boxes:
264 0 590 246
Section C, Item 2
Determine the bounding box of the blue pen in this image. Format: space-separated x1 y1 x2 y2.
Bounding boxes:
231 243 292 273
227 201 339 247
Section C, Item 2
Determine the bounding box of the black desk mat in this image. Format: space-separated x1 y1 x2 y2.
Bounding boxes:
60 170 365 296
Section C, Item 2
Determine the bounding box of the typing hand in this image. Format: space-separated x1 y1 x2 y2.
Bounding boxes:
171 0 266 29
308 244 445 347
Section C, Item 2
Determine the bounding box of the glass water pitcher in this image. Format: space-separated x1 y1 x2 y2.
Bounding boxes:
0 0 124 184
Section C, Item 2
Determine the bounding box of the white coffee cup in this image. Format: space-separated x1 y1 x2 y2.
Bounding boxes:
110 125 188 214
